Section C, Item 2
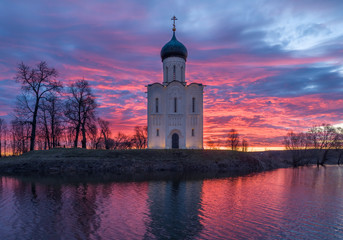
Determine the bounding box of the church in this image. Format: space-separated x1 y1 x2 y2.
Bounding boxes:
147 17 204 149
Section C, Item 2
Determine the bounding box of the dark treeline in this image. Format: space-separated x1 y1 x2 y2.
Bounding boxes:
284 124 343 167
0 61 147 157
207 128 249 152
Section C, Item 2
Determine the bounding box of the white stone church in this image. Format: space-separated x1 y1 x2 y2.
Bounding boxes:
147 17 204 149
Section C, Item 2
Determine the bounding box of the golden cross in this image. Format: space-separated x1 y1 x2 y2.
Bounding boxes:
171 16 178 31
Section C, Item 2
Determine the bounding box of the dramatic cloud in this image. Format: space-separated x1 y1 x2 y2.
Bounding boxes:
0 0 343 148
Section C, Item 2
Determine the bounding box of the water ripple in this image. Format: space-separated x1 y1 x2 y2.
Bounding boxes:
0 166 342 240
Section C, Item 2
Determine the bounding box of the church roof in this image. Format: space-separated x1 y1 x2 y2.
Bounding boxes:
160 31 188 62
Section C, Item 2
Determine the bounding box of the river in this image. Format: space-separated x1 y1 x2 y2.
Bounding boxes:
0 166 342 239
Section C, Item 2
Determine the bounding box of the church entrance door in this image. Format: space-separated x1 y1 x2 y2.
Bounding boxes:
172 133 179 149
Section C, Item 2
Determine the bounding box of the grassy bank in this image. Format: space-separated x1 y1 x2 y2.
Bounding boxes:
0 148 339 181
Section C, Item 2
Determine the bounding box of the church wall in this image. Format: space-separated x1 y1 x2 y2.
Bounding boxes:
165 82 186 148
185 84 204 149
147 81 203 149
147 84 166 149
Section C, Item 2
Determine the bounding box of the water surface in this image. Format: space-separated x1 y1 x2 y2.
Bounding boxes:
0 166 342 239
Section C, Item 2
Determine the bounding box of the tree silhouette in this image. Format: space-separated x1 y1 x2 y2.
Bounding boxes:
241 138 249 152
132 126 147 149
98 118 112 149
64 79 97 148
0 118 6 157
39 93 64 149
227 129 239 151
15 61 62 151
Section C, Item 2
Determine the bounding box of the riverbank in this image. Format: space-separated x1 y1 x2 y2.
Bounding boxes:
0 148 339 181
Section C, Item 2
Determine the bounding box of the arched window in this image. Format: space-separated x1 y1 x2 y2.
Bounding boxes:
155 98 159 113
174 97 177 113
181 66 184 81
192 129 195 136
173 65 176 81
192 97 195 113
166 67 168 82
156 129 159 136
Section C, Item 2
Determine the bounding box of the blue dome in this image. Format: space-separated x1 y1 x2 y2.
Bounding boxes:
160 32 188 61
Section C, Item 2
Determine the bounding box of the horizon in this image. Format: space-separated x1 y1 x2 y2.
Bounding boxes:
1 0 343 148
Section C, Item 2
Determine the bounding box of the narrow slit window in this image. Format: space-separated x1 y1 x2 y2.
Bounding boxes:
192 97 195 113
181 66 183 81
155 98 159 113
192 129 195 136
173 65 176 81
156 129 159 136
174 97 177 113
166 67 168 82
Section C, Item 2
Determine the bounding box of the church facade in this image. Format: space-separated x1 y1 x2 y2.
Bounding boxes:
147 17 204 149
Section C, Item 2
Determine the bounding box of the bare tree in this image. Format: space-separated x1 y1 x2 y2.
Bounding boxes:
107 138 116 149
88 123 101 149
308 124 337 166
15 61 62 151
241 138 249 152
132 126 147 149
283 124 342 166
227 129 240 151
63 126 76 148
98 118 112 149
41 103 50 149
113 132 132 150
333 127 343 165
2 120 8 156
35 123 46 150
4 123 8 156
65 79 97 148
283 131 311 166
0 118 6 157
10 119 30 155
39 94 64 149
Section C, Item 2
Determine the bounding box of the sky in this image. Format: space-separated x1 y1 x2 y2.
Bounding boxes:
0 0 343 149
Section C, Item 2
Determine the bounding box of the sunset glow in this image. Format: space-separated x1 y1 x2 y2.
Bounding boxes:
1 0 343 148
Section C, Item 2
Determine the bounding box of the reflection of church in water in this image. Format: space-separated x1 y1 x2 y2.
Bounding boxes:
147 16 204 149
144 180 203 239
